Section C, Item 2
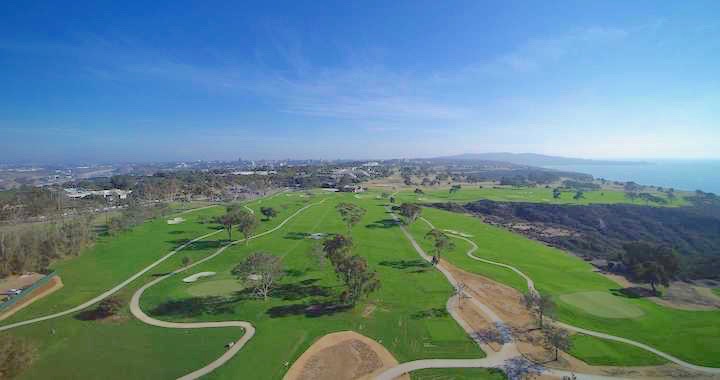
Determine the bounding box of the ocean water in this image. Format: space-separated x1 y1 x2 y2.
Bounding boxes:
544 160 720 194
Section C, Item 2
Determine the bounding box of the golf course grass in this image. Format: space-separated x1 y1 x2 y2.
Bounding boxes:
569 334 668 366
559 292 645 319
408 205 720 367
3 191 486 379
186 278 239 297
410 368 506 379
392 186 686 207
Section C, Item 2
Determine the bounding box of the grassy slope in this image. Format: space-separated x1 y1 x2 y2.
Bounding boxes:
569 334 667 366
7 191 485 379
393 187 686 207
5 195 310 379
713 288 720 297
142 192 484 380
409 206 720 367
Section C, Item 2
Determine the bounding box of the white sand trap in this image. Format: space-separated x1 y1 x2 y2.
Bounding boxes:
167 217 185 225
247 274 262 281
309 233 327 240
182 272 216 283
443 229 473 238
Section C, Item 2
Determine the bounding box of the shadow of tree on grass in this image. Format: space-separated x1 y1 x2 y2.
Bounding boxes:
365 219 398 229
266 301 352 318
379 259 431 270
149 296 237 318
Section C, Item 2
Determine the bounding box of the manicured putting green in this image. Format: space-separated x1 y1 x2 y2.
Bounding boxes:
186 279 242 297
559 291 645 319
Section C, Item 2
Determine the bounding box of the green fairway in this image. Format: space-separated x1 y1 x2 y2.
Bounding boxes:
5 191 486 380
559 292 645 319
141 192 484 380
410 368 506 380
713 288 720 297
569 334 667 366
186 278 240 297
392 186 686 206
407 206 720 367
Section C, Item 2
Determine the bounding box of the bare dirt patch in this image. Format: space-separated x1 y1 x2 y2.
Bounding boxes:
0 272 44 293
0 275 63 321
283 331 409 380
440 261 717 378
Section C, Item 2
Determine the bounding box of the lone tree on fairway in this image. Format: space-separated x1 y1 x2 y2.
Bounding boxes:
215 206 244 241
236 210 259 245
552 188 562 199
232 252 284 301
336 203 366 234
323 234 380 304
621 242 679 294
182 256 192 267
260 206 277 221
322 234 354 263
414 188 424 195
540 324 572 361
398 203 422 225
523 293 555 329
449 184 462 196
573 190 584 200
389 196 396 204
425 229 455 261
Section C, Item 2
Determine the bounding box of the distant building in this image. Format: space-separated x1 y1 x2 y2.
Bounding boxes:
64 188 132 199
339 185 365 193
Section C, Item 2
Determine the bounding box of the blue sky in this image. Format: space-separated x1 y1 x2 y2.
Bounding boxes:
1 1 719 163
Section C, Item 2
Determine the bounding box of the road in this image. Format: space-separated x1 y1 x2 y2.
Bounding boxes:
128 199 326 379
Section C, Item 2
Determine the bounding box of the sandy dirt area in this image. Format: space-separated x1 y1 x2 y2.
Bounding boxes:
0 272 44 293
441 261 719 379
283 331 410 380
0 275 63 321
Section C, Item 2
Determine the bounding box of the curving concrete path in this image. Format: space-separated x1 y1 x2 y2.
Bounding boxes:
378 209 620 380
0 205 224 332
390 215 720 378
129 199 326 380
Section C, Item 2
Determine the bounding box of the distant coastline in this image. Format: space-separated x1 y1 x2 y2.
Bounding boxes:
543 160 720 194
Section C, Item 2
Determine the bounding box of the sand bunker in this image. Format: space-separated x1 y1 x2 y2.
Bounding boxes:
283 331 409 380
167 217 185 225
182 272 216 283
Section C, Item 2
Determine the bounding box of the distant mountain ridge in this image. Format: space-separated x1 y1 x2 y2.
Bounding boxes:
437 153 647 167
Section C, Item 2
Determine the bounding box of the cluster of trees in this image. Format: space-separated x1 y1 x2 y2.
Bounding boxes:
621 242 679 293
107 201 170 236
0 334 36 379
335 203 366 233
0 216 94 276
398 203 421 224
0 186 107 222
322 235 380 304
214 205 259 242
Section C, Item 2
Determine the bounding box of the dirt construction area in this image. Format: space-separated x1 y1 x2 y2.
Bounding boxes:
0 275 63 321
283 331 409 380
443 260 720 379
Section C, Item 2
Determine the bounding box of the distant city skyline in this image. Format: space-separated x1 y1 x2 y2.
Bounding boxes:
2 1 719 163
